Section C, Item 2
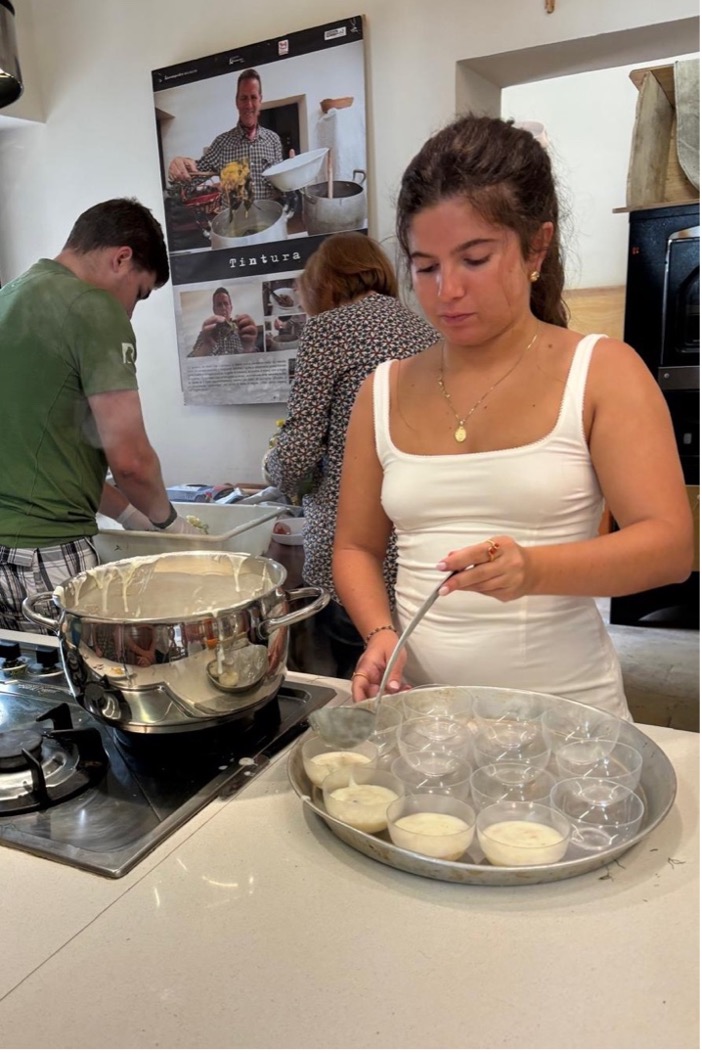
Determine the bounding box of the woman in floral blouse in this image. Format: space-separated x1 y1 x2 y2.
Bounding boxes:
264 232 436 677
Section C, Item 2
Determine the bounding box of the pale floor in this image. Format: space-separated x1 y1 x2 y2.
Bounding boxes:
599 599 700 732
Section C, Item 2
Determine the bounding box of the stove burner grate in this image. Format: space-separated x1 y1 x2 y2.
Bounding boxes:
0 703 108 816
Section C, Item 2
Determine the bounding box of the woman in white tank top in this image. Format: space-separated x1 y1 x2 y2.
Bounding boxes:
333 115 693 718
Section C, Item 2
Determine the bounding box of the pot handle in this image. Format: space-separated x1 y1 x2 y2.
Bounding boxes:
352 169 366 185
21 591 61 632
259 586 329 638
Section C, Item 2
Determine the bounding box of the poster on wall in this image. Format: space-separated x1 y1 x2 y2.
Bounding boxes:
151 14 367 406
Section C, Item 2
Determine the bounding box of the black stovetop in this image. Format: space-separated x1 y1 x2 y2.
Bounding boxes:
0 670 334 879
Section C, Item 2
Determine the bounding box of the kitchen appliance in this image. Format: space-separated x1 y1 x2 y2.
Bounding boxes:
659 224 700 392
0 632 335 877
21 551 328 734
611 201 699 627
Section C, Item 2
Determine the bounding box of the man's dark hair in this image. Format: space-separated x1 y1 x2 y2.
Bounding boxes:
237 68 262 95
63 198 170 287
213 286 231 300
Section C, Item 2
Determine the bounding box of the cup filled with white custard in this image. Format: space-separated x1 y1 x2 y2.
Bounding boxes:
322 766 404 834
302 734 379 788
476 801 571 867
387 793 476 861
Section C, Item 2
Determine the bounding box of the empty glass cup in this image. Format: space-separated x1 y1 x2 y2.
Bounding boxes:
403 685 472 725
550 777 645 854
541 701 621 751
366 701 403 761
553 740 643 790
472 723 550 771
470 762 557 811
397 716 473 774
392 754 473 798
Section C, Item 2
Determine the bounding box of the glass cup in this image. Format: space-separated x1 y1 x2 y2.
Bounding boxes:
301 733 379 788
476 800 571 867
541 701 621 752
403 686 472 726
392 754 473 799
470 763 557 811
553 740 643 790
472 723 550 771
387 793 476 861
397 716 473 774
322 765 404 834
366 701 403 761
471 688 557 731
550 777 645 854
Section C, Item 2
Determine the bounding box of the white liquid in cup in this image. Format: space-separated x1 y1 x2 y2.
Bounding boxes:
303 750 373 788
390 811 474 861
325 784 400 833
478 820 568 866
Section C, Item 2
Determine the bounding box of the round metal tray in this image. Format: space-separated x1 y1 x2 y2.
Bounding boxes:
287 705 677 886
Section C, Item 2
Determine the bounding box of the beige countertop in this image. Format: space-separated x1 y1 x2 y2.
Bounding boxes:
0 675 698 1049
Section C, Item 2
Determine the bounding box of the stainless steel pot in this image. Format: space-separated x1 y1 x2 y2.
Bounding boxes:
22 551 328 734
209 200 291 248
302 171 367 235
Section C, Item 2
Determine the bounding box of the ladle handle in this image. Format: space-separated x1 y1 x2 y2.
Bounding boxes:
372 575 453 711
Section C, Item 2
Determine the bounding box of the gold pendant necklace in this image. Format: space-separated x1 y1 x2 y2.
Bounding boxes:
437 328 539 443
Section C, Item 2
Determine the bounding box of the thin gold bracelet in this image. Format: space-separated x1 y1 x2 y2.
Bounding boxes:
364 624 396 646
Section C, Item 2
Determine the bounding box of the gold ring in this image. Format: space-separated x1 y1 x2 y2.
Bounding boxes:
486 539 500 562
351 671 369 680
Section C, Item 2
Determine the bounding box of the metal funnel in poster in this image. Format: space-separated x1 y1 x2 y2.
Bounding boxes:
151 15 368 406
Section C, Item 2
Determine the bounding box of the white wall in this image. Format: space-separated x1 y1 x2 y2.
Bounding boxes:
0 0 698 485
502 54 697 289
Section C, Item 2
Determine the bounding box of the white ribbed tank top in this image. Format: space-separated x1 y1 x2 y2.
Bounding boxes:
373 334 629 718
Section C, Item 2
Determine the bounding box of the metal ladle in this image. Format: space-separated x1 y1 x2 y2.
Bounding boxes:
308 576 452 748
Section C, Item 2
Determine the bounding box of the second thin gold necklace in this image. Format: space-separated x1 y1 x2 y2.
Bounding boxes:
437 328 539 443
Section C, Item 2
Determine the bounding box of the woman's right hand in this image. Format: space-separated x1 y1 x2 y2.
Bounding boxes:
351 629 411 702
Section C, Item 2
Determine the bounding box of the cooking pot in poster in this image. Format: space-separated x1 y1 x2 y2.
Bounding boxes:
209 200 292 248
302 171 367 235
22 551 329 734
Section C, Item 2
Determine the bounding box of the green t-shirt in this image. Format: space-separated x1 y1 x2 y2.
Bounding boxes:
0 259 139 546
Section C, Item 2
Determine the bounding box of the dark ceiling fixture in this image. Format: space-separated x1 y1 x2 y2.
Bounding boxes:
0 0 22 108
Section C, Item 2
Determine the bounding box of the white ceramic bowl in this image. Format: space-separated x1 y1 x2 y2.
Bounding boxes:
264 148 329 191
270 517 306 546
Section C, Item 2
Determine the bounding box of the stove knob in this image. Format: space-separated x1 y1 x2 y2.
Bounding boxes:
0 641 21 661
35 645 61 669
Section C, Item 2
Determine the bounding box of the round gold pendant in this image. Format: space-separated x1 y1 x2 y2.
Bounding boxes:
454 425 467 443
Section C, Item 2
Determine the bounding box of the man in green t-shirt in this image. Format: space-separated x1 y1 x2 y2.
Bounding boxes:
0 197 201 632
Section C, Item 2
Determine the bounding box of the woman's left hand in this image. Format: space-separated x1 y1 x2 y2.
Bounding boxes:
436 536 534 603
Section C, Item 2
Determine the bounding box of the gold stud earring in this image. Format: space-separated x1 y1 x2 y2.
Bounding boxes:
529 271 541 283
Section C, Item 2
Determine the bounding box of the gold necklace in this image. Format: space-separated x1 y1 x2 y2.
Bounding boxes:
437 329 539 443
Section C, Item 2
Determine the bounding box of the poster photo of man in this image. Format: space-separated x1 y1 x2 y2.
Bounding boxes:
152 15 367 405
178 282 264 360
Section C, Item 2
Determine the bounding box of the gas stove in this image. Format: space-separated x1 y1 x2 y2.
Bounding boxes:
0 633 334 878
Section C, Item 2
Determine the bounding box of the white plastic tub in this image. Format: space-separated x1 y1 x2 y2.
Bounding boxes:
93 502 284 562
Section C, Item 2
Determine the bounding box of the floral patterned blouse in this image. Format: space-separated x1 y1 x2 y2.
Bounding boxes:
265 293 437 601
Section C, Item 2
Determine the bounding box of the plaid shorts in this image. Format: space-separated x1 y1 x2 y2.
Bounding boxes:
0 538 98 634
